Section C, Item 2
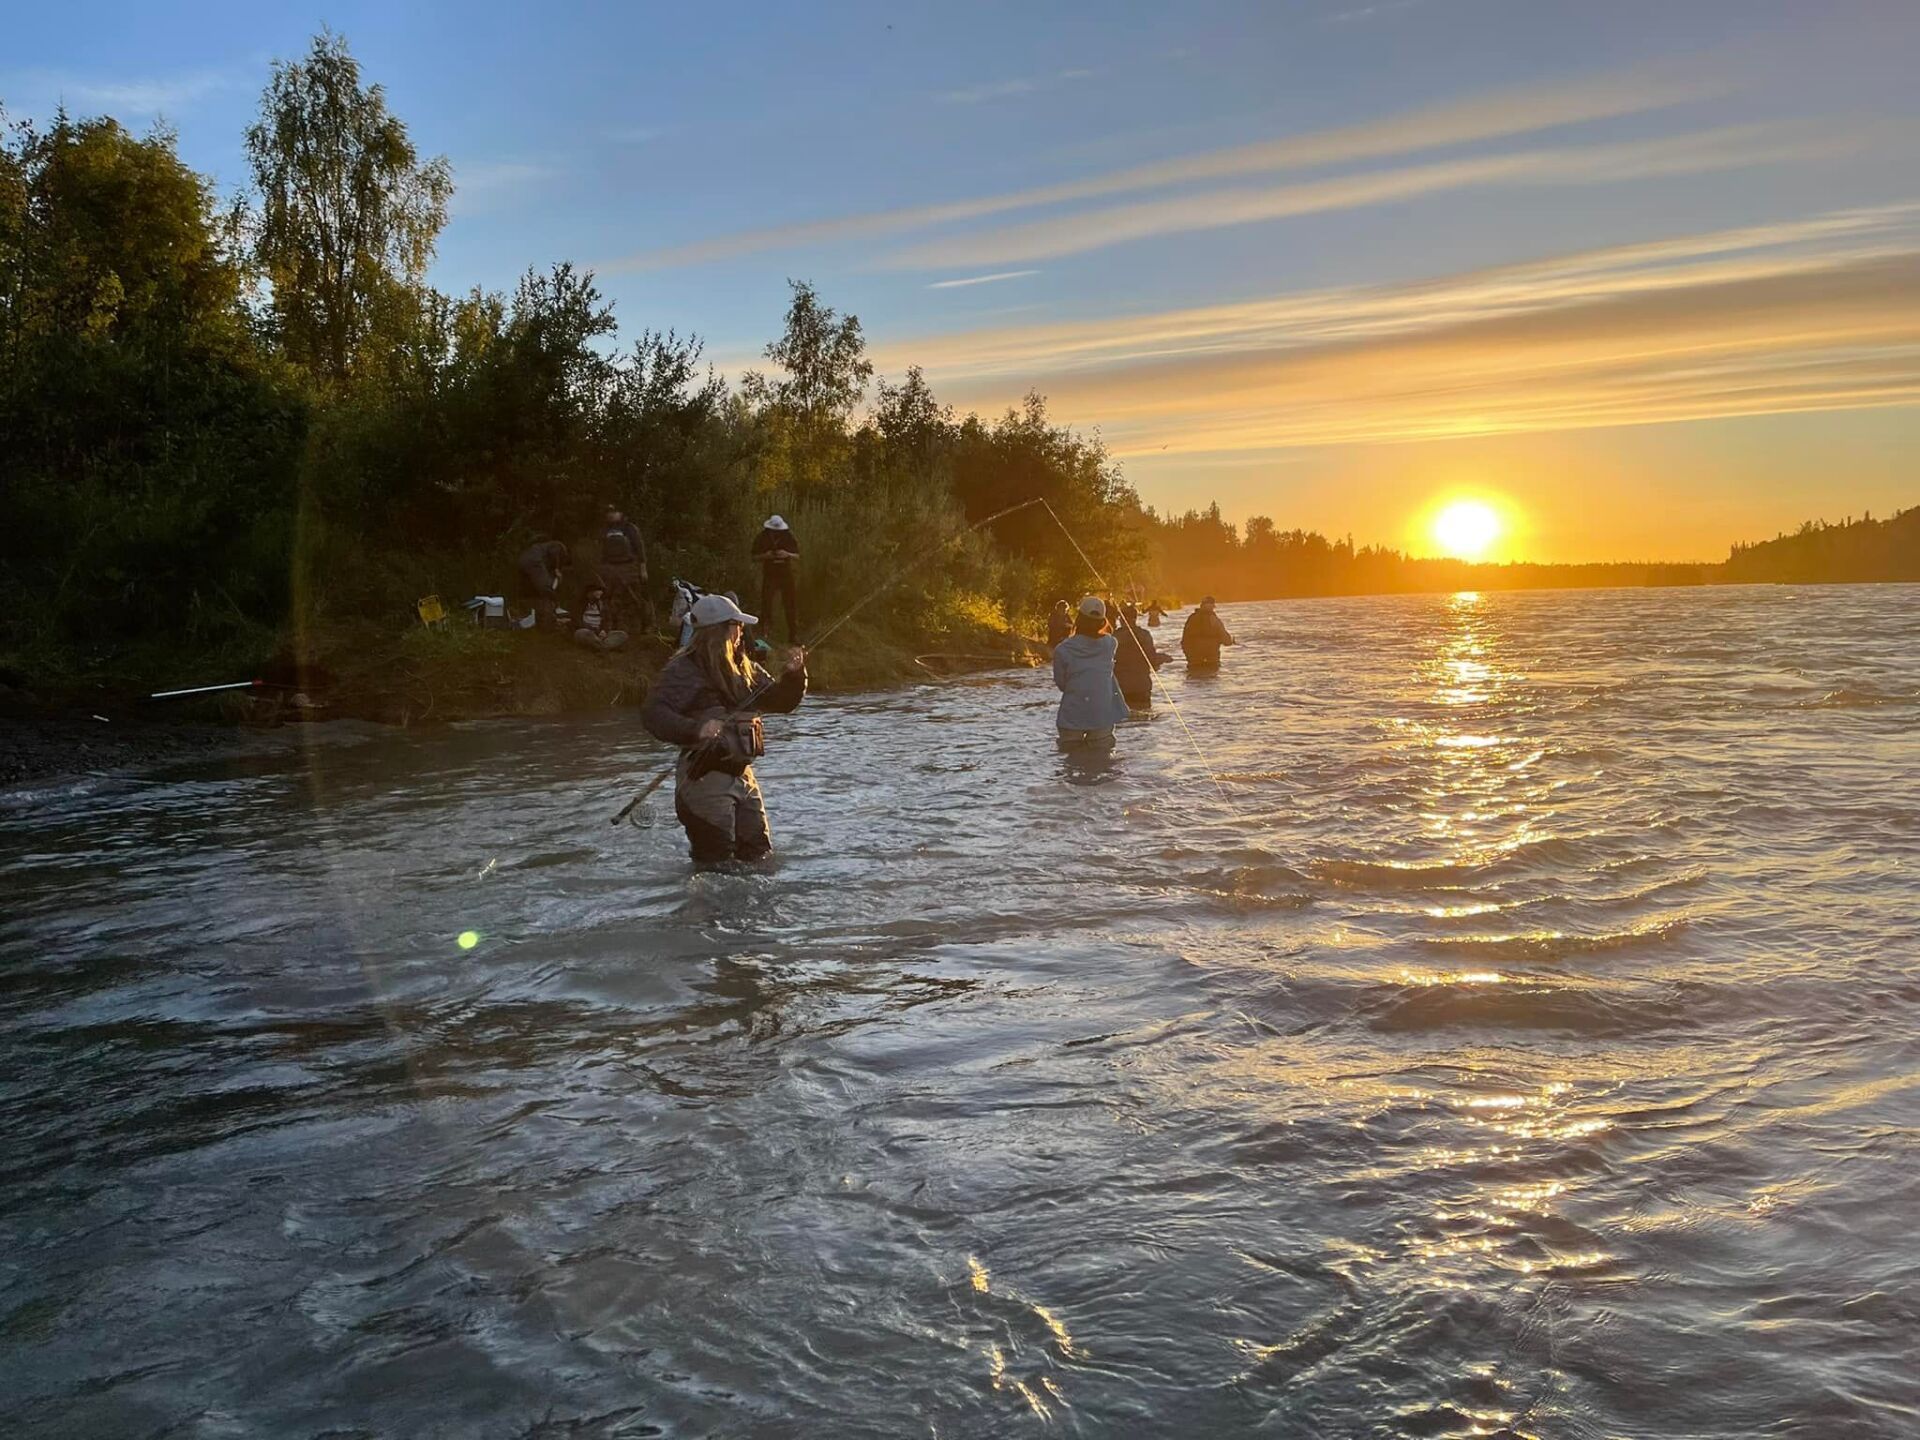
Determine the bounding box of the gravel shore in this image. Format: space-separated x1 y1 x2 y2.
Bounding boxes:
0 707 292 789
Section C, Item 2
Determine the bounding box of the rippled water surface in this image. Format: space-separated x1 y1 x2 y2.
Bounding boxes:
4 586 1919 1438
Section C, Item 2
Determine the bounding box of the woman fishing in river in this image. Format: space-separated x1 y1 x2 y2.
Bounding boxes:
642 594 808 862
1052 596 1130 750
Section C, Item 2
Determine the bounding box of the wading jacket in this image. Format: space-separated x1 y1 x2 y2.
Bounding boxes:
1113 621 1164 696
1181 609 1233 665
1052 633 1129 732
643 652 807 772
518 541 568 592
752 527 799 570
601 519 644 570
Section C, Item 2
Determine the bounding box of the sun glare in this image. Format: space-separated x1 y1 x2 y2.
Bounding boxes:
1431 500 1503 561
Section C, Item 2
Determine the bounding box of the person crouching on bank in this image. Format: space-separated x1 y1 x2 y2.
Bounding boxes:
643 594 808 862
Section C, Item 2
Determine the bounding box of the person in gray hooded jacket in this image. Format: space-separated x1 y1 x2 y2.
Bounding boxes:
1051 596 1130 748
642 593 807 862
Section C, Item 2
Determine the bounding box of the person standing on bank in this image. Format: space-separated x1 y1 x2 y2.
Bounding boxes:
1052 596 1130 749
643 594 808 862
598 504 652 630
517 539 569 632
1113 601 1166 710
1181 595 1235 670
752 514 800 644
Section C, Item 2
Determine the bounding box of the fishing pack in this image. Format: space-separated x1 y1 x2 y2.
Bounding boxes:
687 714 765 781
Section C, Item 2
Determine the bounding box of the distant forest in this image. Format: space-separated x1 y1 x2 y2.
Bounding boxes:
2 31 1914 689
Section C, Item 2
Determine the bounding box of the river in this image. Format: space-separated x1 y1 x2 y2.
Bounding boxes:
3 585 1917 1438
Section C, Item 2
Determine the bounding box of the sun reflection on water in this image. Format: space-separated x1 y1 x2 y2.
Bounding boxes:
1374 589 1623 1413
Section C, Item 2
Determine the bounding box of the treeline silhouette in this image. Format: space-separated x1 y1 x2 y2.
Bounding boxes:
1149 504 1710 599
2 31 1913 694
1722 507 1920 585
1147 502 1920 601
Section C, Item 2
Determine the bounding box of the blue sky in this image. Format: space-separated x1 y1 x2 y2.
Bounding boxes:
7 1 1920 559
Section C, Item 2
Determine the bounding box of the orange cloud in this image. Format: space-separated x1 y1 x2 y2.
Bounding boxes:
872 207 1920 455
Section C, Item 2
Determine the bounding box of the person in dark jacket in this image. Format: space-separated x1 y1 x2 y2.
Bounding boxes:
1181 596 1234 670
598 504 653 630
752 514 800 643
1145 600 1167 626
642 593 807 862
1113 602 1166 709
517 540 569 631
1046 599 1072 650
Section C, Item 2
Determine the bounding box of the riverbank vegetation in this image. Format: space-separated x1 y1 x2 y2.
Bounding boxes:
3 31 1914 718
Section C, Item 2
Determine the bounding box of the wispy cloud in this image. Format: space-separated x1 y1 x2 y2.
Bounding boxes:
937 68 1093 105
1 65 243 118
928 270 1040 290
871 204 1920 454
456 160 558 191
604 63 1720 272
1325 0 1430 25
882 123 1842 269
449 159 561 216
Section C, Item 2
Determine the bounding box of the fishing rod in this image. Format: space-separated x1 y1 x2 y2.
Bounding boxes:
612 496 1049 826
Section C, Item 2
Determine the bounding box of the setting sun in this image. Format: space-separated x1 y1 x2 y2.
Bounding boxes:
1431 500 1504 560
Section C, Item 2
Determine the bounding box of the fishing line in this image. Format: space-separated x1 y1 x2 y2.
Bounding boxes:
1037 498 1242 815
612 496 1049 826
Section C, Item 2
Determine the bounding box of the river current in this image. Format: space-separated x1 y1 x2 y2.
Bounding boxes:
3 586 1917 1438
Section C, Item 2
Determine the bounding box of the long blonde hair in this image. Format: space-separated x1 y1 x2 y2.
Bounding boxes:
686 621 755 705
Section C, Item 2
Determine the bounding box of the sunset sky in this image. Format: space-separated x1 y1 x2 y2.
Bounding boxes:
8 1 1920 561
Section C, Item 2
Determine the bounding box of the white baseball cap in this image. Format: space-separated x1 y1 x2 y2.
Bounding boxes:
1077 595 1106 619
689 593 758 628
765 514 790 530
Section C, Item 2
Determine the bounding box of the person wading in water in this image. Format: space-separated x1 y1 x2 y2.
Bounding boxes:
1181 595 1235 671
752 514 800 644
1052 596 1130 749
1113 601 1166 710
643 594 807 862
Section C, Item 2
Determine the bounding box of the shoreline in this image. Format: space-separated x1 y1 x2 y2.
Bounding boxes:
0 710 304 791
0 623 1045 791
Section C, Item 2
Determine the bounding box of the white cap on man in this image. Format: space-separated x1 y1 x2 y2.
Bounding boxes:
765 514 789 530
689 593 758 628
1077 595 1106 619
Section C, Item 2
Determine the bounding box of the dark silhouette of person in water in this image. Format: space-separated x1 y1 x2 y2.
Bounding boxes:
1181 596 1234 670
1113 602 1166 709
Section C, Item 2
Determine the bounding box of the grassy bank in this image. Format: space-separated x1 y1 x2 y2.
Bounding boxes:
6 616 1036 731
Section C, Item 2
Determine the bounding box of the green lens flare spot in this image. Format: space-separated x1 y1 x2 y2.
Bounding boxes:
457 930 480 950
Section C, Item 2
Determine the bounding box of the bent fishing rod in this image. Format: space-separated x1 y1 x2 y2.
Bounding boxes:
612 496 1049 826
